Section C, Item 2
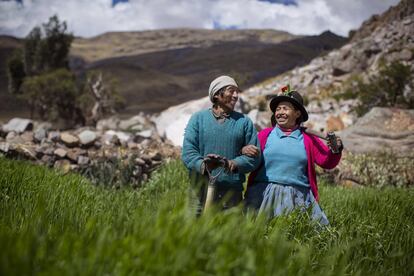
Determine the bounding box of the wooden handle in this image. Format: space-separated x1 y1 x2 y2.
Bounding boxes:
303 128 328 141
203 185 215 213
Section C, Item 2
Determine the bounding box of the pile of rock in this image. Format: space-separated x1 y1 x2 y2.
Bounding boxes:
0 116 180 188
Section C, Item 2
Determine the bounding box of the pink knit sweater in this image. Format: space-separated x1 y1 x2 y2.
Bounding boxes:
247 127 341 201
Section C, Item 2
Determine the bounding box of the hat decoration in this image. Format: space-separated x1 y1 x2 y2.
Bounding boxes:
269 84 309 122
281 84 292 95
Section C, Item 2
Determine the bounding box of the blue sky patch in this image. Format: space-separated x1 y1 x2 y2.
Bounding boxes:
112 0 129 7
257 0 297 6
213 21 240 30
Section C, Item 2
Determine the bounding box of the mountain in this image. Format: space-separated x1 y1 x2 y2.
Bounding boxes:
155 0 414 148
0 29 347 119
71 29 296 63
241 0 414 133
85 30 347 114
349 0 414 41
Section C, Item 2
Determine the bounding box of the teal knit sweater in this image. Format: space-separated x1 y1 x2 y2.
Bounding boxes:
182 109 260 189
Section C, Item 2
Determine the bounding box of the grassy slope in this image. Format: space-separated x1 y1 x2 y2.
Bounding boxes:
0 157 413 275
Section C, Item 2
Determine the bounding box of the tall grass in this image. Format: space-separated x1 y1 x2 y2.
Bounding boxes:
1 157 413 275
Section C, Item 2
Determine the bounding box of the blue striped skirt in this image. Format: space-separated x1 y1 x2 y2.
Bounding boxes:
245 182 329 225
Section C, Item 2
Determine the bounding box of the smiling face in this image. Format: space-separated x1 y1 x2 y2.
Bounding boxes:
214 85 240 112
274 101 301 129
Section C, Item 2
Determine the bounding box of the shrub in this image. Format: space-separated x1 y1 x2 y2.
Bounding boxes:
339 151 414 188
20 68 84 126
337 61 413 116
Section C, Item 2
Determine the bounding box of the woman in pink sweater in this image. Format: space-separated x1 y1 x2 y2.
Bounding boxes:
243 87 343 225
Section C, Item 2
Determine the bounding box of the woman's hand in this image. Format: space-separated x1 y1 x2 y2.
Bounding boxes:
241 145 260 157
327 135 344 154
226 160 238 173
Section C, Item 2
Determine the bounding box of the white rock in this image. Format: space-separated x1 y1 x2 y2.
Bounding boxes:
96 117 120 131
34 128 47 143
119 114 147 131
54 148 67 158
78 130 97 145
154 96 212 146
2 118 33 133
136 129 153 139
103 130 132 145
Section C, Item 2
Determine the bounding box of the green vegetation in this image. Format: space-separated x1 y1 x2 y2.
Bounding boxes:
1 157 413 275
336 61 413 116
6 15 123 127
340 151 414 188
20 68 83 124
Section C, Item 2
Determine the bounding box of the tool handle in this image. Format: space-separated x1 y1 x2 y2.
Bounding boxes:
203 185 215 214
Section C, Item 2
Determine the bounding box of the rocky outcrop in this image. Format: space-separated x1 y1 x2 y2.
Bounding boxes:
0 115 180 188
339 107 414 155
154 1 413 146
241 1 414 133
350 0 414 42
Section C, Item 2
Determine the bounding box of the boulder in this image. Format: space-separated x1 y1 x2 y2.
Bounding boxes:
119 115 147 131
0 142 11 153
339 107 414 155
60 133 79 147
6 131 24 144
41 155 55 167
15 144 37 160
136 130 152 139
34 128 47 143
20 132 34 143
33 122 53 132
2 118 33 133
102 130 132 145
77 156 90 166
398 48 413 61
54 159 71 174
78 130 97 146
66 149 79 162
326 115 345 132
48 131 61 142
96 117 120 131
54 148 67 159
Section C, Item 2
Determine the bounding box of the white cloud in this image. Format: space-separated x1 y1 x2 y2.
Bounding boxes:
0 0 400 38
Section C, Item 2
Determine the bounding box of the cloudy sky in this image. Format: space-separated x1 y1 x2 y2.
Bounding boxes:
0 0 400 38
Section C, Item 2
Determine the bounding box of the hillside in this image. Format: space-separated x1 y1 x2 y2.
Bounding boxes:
242 0 414 133
71 28 297 63
86 30 346 114
0 29 347 118
154 0 414 150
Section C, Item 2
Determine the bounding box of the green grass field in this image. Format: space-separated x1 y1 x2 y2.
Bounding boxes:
1 157 413 275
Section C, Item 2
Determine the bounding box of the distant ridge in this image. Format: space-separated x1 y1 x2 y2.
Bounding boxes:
0 28 347 119
71 29 297 63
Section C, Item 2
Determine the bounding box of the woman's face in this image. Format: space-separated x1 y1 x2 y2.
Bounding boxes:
274 101 301 128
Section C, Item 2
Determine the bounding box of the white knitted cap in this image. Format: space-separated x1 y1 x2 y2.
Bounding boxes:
208 76 238 102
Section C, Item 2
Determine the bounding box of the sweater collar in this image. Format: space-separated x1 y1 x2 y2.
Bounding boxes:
275 126 301 139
